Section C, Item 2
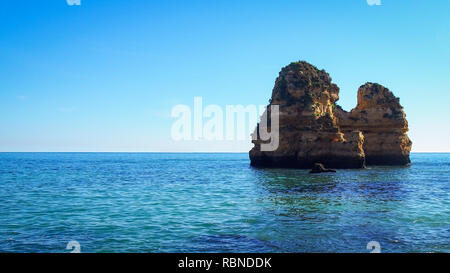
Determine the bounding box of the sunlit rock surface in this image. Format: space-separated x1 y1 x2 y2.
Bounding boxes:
250 61 411 168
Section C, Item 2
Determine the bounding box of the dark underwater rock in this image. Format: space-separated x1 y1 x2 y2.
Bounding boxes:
309 163 337 174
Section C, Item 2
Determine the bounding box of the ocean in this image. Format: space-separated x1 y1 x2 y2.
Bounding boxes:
0 153 448 253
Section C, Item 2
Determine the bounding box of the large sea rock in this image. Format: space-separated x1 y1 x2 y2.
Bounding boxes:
249 61 412 168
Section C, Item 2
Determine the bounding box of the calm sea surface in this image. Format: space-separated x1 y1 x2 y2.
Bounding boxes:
0 153 448 253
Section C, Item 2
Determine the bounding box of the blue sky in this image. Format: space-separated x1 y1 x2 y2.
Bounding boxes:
1 0 449 152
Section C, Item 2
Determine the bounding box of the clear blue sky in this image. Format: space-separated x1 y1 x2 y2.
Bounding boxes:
1 0 449 152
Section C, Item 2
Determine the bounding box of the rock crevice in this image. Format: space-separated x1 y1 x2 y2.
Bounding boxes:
249 61 412 168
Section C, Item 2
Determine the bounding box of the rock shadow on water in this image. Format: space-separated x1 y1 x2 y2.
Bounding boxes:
251 167 340 195
251 165 413 202
247 167 417 252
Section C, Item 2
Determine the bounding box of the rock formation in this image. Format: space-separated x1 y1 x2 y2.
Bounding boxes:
309 163 337 174
249 61 412 169
334 83 412 165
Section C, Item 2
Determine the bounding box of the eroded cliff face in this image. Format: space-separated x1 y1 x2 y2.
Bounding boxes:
249 61 412 168
334 83 412 165
250 62 366 169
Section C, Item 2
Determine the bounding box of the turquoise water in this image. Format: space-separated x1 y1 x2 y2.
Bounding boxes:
0 153 448 253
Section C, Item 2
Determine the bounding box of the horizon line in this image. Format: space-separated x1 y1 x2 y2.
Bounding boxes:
0 151 449 154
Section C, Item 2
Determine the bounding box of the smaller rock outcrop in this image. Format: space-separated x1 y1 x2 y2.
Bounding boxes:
309 163 337 174
334 83 412 165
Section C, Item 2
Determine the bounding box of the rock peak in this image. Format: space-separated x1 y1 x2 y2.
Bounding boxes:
356 82 401 110
272 60 339 107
